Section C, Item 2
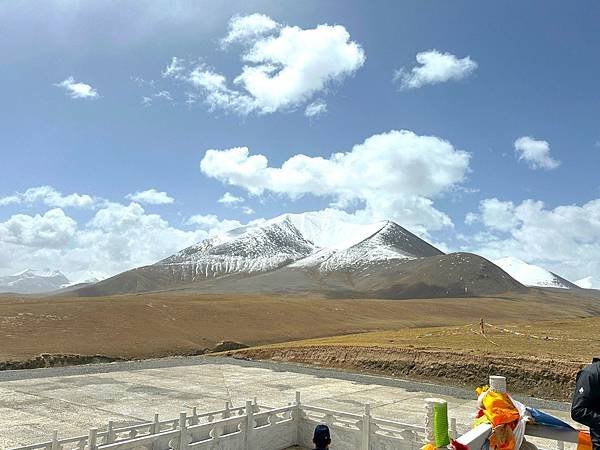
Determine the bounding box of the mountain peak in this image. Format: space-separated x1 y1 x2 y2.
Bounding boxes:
493 257 577 289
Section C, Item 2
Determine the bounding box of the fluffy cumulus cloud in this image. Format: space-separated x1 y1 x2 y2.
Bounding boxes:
126 189 175 205
0 209 77 248
201 129 471 234
514 136 561 170
465 198 521 232
54 76 99 99
162 14 365 115
0 186 97 208
394 50 478 90
465 198 600 285
220 13 279 47
0 201 241 280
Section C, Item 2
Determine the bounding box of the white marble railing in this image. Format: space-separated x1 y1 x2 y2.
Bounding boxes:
10 392 432 450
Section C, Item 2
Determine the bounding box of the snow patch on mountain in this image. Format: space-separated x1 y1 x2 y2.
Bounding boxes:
156 218 316 280
575 276 596 289
493 257 572 289
147 213 444 282
278 212 387 249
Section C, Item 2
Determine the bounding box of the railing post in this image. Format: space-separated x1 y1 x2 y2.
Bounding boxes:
245 400 254 450
362 403 371 450
223 401 231 419
88 428 98 450
178 412 188 450
106 420 115 444
424 399 436 444
51 430 59 450
150 413 160 450
450 417 457 439
295 391 302 446
557 441 565 450
152 413 160 433
489 375 507 393
425 398 450 447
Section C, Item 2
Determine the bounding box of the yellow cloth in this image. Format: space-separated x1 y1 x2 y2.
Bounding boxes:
475 386 520 427
474 386 521 450
421 444 437 450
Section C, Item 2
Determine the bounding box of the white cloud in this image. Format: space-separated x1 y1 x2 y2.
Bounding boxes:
242 206 255 215
221 13 279 47
218 192 244 205
465 198 520 232
514 136 561 170
185 214 245 233
126 189 175 205
0 186 96 208
394 50 477 90
305 100 327 117
464 198 600 284
55 76 99 99
163 15 365 115
0 209 77 248
200 129 471 233
0 202 244 279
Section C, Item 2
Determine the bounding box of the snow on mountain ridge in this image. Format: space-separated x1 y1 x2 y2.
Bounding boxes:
147 213 443 282
575 276 595 289
493 256 572 289
306 220 444 272
275 212 388 249
154 218 316 281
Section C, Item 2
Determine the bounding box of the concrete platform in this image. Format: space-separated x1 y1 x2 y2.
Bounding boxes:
0 356 573 448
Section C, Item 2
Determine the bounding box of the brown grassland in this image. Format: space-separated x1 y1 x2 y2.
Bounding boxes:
1 288 599 399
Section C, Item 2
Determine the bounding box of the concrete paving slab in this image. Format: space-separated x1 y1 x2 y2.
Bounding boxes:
0 356 574 448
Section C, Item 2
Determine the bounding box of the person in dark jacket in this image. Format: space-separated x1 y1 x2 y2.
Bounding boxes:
313 424 331 449
572 358 600 450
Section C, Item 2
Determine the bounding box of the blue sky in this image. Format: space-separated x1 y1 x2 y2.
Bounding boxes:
1 1 599 285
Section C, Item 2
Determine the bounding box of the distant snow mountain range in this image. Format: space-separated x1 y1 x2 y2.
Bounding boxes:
0 269 69 294
4 213 592 296
0 269 101 294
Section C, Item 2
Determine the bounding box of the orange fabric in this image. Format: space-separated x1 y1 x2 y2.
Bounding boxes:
476 386 520 428
474 386 521 450
421 444 437 450
489 424 516 450
578 431 592 450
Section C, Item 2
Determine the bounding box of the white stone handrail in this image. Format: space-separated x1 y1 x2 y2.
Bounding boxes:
11 392 438 450
525 423 579 444
9 401 259 450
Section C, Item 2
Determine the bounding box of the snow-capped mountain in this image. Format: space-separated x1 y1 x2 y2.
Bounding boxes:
290 219 442 272
493 257 578 289
74 213 525 298
0 269 70 294
157 217 316 280
575 277 597 289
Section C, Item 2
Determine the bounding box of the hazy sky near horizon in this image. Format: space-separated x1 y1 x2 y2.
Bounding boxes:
1 1 600 285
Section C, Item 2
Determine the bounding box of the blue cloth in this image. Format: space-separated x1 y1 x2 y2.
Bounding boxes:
527 407 575 429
